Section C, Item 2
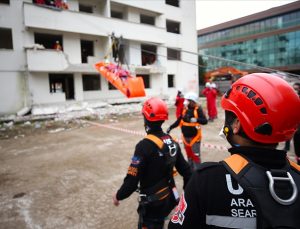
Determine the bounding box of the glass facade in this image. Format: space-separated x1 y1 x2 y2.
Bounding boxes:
198 9 300 71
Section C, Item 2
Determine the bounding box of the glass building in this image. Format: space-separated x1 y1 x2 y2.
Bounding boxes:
198 1 300 74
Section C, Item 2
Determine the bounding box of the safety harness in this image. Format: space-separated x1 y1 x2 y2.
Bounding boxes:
140 134 177 203
137 134 178 229
179 107 202 147
222 154 300 228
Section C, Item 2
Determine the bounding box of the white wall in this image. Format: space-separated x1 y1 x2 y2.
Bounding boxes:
64 33 81 63
74 73 83 101
0 72 25 115
0 1 30 114
29 73 66 104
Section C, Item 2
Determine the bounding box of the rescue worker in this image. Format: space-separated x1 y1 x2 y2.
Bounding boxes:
113 97 192 229
167 92 208 170
175 89 184 119
168 73 300 229
202 82 218 121
53 40 62 51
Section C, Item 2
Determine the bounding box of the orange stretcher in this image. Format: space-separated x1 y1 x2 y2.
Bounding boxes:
94 61 146 98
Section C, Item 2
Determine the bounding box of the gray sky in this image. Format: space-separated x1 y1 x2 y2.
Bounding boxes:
196 0 297 30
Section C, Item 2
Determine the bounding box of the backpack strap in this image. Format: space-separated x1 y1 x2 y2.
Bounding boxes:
223 153 249 174
289 159 300 172
145 134 164 149
222 154 300 229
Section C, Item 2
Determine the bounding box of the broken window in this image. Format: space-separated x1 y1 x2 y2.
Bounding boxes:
111 10 123 19
168 74 175 88
79 4 93 13
82 74 101 91
140 14 155 25
49 74 74 100
166 20 180 34
167 48 181 60
165 0 179 7
81 40 94 63
0 28 13 49
139 74 150 88
34 33 63 50
141 44 157 66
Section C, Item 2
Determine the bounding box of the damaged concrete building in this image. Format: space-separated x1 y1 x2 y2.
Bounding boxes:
0 0 198 115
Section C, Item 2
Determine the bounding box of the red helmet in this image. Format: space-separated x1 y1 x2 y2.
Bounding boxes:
221 73 300 144
142 97 168 121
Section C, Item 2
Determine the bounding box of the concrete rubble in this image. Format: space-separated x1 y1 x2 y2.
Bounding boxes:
0 98 180 124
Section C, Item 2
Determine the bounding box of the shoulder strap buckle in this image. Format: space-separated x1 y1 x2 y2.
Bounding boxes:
266 170 298 205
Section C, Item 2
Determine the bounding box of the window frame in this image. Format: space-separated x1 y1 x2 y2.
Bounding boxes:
82 74 101 91
0 27 13 50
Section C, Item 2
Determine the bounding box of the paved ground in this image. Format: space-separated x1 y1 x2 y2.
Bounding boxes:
0 105 296 229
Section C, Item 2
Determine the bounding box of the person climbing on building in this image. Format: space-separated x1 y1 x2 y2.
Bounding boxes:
202 81 218 121
168 73 300 229
175 89 184 119
113 97 192 229
167 92 208 170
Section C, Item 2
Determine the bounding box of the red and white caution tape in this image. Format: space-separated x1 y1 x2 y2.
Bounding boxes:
84 120 145 137
83 120 228 151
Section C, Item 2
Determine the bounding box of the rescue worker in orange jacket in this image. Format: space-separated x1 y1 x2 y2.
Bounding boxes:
113 97 192 229
168 73 300 229
167 92 208 170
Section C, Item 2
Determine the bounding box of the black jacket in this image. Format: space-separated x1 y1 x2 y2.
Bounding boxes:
169 106 207 138
168 146 300 229
116 129 192 219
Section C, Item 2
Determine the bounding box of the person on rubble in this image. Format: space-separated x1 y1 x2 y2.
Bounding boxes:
113 97 192 229
168 73 300 229
167 92 208 170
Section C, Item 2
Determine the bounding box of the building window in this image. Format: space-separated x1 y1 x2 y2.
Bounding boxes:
168 74 175 88
111 10 123 19
0 0 9 4
81 40 94 63
166 20 180 34
82 75 101 91
49 74 74 100
34 33 63 50
141 44 157 66
139 74 150 88
0 28 13 49
79 4 93 13
167 48 181 60
165 0 179 7
140 14 155 25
